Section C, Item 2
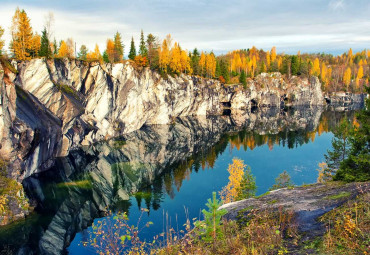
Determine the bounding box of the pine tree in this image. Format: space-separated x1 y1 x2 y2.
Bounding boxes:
128 37 136 60
77 45 88 61
325 118 353 176
138 30 147 57
291 55 300 75
269 171 294 190
194 192 227 243
113 32 124 62
39 27 51 58
236 165 256 200
239 70 246 85
334 86 370 182
102 50 109 63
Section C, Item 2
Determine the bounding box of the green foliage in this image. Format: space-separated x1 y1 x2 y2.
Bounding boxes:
138 29 147 57
239 69 246 86
194 192 227 243
334 86 370 182
82 209 153 254
269 170 294 190
291 55 300 75
77 45 88 61
325 117 352 177
102 50 109 63
326 191 351 200
236 165 256 200
128 37 136 60
114 32 124 61
39 28 51 58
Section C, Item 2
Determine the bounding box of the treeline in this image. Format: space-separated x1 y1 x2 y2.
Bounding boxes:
0 8 368 93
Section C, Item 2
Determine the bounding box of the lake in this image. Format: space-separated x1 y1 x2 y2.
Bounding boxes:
0 107 359 254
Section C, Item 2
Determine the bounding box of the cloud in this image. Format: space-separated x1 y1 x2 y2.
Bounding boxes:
0 0 369 55
329 0 345 11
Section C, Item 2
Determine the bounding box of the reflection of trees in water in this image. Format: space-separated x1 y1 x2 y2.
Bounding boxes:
4 109 359 254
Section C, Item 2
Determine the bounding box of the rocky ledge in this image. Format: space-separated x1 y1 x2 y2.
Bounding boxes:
219 181 370 251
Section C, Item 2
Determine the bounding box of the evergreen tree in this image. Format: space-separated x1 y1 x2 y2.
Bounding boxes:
269 171 294 190
77 45 88 61
191 48 200 75
236 165 256 200
113 32 124 61
325 118 352 176
102 50 109 63
53 38 58 56
334 86 370 182
239 69 246 85
194 192 227 243
138 30 147 57
128 37 136 60
291 55 300 75
39 27 51 58
146 33 156 66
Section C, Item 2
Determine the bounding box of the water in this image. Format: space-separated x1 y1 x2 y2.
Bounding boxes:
0 108 359 254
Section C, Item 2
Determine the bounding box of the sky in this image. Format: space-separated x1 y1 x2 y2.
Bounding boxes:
0 0 369 56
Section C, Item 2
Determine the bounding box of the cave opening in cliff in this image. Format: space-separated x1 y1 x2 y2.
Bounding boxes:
251 99 258 113
221 101 231 108
222 109 231 116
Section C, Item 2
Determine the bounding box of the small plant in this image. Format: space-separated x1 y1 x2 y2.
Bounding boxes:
194 192 227 243
269 170 294 191
81 208 153 254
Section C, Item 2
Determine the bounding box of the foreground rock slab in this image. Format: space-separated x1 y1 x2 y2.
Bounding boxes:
220 182 370 241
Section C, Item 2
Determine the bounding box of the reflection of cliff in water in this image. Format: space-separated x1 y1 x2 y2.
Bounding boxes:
0 107 359 254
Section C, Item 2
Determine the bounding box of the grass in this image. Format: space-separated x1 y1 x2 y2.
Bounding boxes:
56 179 92 189
326 191 351 200
55 83 80 100
318 192 370 254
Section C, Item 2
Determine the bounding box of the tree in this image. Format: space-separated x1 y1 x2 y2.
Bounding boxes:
128 37 136 60
324 118 352 176
312 58 320 76
356 66 363 88
44 12 54 41
334 88 370 182
138 30 147 57
58 40 68 58
269 171 294 190
191 48 200 75
271 46 277 62
102 50 109 63
343 67 351 88
10 8 34 60
0 26 4 55
239 70 246 85
236 165 256 200
158 38 170 72
53 38 58 56
39 28 51 58
146 33 157 66
77 45 88 61
219 158 254 203
291 55 300 75
29 33 41 57
86 44 101 61
106 39 115 63
114 32 124 62
194 192 227 244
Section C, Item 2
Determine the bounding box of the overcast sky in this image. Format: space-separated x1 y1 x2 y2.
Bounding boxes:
0 0 369 55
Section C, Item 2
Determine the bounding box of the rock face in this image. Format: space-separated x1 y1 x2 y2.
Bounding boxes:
0 59 331 181
219 182 370 249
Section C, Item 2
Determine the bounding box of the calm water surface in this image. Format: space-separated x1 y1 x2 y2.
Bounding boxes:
0 108 359 254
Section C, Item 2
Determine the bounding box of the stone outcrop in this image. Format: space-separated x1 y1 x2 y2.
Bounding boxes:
0 58 332 181
219 181 370 251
